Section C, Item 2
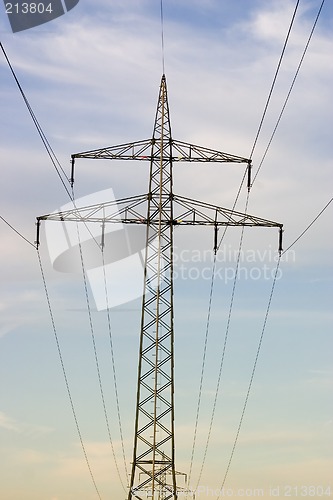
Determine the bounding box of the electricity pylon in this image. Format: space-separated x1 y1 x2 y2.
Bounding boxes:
37 75 283 500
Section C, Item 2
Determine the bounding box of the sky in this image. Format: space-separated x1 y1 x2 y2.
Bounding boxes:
0 0 332 499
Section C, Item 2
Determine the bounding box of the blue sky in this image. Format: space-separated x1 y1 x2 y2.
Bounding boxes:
0 1 332 499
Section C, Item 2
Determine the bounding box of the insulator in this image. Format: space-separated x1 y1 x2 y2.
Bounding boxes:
35 219 41 248
247 162 252 191
70 157 75 187
278 226 284 254
101 221 105 249
214 224 218 255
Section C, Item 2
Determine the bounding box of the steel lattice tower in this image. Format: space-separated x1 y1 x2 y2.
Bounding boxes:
37 75 283 500
128 76 178 500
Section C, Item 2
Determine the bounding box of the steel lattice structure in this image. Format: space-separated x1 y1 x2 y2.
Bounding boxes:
37 75 283 500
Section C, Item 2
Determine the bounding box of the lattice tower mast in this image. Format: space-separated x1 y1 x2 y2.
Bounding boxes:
37 75 283 500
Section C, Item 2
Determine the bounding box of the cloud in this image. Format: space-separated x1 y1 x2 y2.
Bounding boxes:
0 412 21 432
304 369 333 389
0 285 50 338
0 411 54 436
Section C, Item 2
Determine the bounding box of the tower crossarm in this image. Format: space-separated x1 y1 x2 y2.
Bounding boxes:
172 195 283 228
71 139 154 161
171 140 250 163
36 192 283 253
36 194 149 224
72 139 249 164
37 193 282 230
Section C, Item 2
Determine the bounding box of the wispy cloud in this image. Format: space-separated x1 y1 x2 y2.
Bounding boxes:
0 411 54 437
0 411 21 432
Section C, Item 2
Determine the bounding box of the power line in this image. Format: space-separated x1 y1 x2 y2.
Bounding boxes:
37 75 280 499
4 42 128 485
76 224 127 493
249 0 300 161
1 38 128 491
209 2 316 481
1 44 100 250
68 186 128 485
218 168 249 251
186 253 217 495
0 215 36 249
101 248 129 486
2 38 124 495
252 0 326 184
37 249 102 500
216 255 281 500
0 42 72 200
191 0 328 488
1 42 102 248
282 195 333 255
194 192 251 491
187 168 249 495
